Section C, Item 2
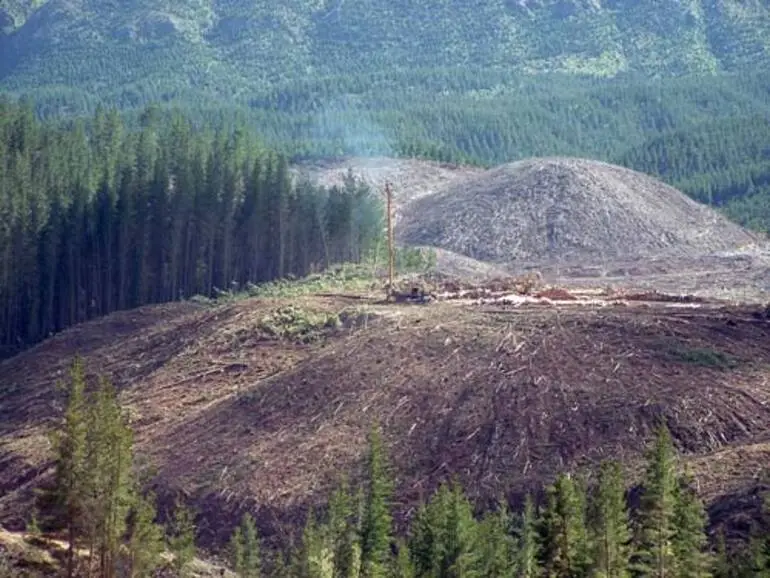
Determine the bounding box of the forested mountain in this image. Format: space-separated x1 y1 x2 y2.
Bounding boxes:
2 0 770 101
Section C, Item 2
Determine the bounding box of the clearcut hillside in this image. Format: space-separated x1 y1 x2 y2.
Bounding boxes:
3 287 770 548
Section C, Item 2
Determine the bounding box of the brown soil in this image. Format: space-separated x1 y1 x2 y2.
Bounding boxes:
397 157 761 266
2 287 770 548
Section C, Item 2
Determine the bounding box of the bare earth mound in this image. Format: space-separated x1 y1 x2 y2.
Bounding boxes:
2 291 770 547
398 157 759 266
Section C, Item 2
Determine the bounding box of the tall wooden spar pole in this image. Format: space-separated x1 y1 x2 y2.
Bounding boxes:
385 181 394 299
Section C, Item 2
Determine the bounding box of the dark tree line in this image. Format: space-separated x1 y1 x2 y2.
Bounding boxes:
0 100 383 358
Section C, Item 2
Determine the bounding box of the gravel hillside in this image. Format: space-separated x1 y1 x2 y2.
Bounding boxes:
397 157 760 266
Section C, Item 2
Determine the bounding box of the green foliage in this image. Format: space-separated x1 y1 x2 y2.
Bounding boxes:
327 482 361 578
540 473 590 577
47 356 166 578
291 508 334 578
393 539 415 578
590 461 631 578
666 347 738 370
127 490 165 578
515 495 542 578
473 504 515 578
3 0 770 104
167 499 197 576
0 102 384 358
360 427 394 578
673 475 712 577
632 425 680 577
231 513 261 578
244 264 377 300
258 306 341 344
83 376 135 577
50 356 88 577
408 481 479 578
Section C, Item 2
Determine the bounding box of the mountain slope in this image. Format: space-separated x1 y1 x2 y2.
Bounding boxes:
1 0 770 99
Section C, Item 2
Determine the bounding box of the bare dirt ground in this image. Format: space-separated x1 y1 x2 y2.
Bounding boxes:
2 282 770 548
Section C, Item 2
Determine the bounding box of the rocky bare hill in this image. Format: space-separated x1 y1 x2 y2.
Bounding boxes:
397 157 760 268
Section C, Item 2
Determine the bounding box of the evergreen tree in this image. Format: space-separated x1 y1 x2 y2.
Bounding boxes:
672 475 712 577
82 375 134 578
632 424 679 578
126 490 164 578
360 427 394 578
51 356 88 578
590 461 631 578
408 481 478 578
473 503 515 578
328 482 361 578
408 500 438 577
54 357 88 578
540 473 590 578
393 538 415 578
231 525 246 576
167 499 197 577
292 508 334 578
515 495 541 578
711 530 732 578
231 512 261 578
735 533 770 578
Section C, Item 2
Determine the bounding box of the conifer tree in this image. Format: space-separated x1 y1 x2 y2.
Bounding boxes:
711 529 731 578
440 481 479 578
473 503 515 578
515 495 541 578
328 482 361 578
231 512 261 578
293 508 334 578
167 499 197 577
231 525 246 576
736 533 770 578
632 424 679 578
540 473 590 578
83 376 134 578
590 461 631 578
51 356 88 578
672 475 712 577
126 490 164 578
408 500 437 577
360 426 394 578
393 538 415 578
408 482 478 578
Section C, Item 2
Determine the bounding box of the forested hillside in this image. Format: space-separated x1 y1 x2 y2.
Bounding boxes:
0 100 383 358
2 0 770 100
